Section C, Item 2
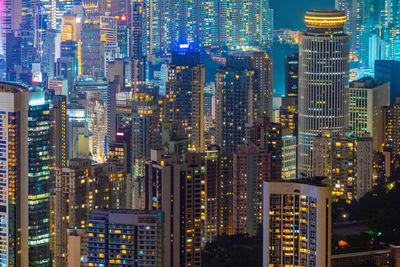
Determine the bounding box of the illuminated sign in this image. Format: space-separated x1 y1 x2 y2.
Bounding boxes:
179 44 190 49
116 132 124 137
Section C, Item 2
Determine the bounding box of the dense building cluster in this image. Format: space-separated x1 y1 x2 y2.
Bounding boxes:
0 0 400 267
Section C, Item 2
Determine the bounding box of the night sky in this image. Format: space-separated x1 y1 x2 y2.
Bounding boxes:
271 0 335 29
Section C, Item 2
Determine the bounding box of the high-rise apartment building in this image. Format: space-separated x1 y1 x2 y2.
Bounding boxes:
87 209 159 266
282 135 297 180
216 56 255 154
246 117 282 180
55 159 132 265
250 52 274 119
298 9 350 176
349 77 390 151
50 94 67 168
0 0 22 56
145 150 205 267
381 98 400 155
0 82 29 266
233 143 271 236
143 0 273 57
28 90 53 266
115 91 160 179
313 133 373 201
216 52 273 153
335 0 361 54
263 178 331 267
285 52 299 98
204 146 219 242
165 48 205 152
81 21 104 77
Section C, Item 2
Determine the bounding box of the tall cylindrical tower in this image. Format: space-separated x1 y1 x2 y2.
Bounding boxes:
298 9 350 176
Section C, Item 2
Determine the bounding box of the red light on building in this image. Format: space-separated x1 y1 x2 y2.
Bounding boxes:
116 132 124 137
121 15 127 21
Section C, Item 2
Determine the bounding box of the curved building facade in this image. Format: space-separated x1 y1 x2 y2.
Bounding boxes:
298 9 350 176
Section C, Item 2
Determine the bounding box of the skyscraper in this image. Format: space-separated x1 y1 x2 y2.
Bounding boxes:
216 56 254 154
298 9 350 176
215 51 273 154
285 52 299 98
0 0 22 56
281 135 297 180
28 90 53 266
81 21 103 77
263 178 331 266
349 77 390 151
233 143 271 235
61 13 78 42
164 48 205 152
246 117 282 180
145 150 205 267
0 82 29 266
381 98 400 155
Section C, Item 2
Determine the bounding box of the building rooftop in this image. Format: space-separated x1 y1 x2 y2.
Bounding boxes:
0 81 28 93
305 9 346 29
350 76 388 88
268 176 330 187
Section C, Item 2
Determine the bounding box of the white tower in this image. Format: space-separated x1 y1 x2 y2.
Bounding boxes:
298 9 350 176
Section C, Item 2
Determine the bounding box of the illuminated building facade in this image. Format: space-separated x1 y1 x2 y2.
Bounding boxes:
165 49 205 152
216 52 273 154
349 77 390 151
233 143 271 236
285 52 299 98
224 0 273 49
66 102 89 160
145 150 205 267
246 117 282 180
298 9 350 176
115 91 160 179
100 15 117 43
381 99 400 155
143 0 274 57
55 159 132 265
335 0 361 54
81 21 104 77
282 135 296 180
87 209 159 266
204 145 234 242
61 13 77 41
28 90 53 266
216 55 254 154
0 82 29 266
86 92 108 163
55 159 90 266
313 134 373 201
263 178 331 267
0 0 22 56
116 15 130 59
111 128 131 172
279 105 298 137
